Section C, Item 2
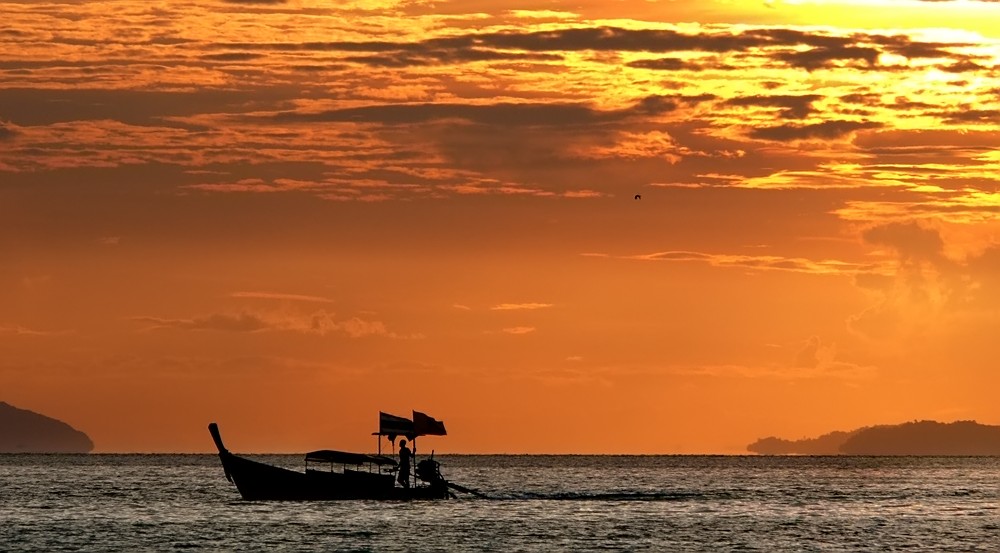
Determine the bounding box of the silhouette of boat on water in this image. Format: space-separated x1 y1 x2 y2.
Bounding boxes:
209 411 484 500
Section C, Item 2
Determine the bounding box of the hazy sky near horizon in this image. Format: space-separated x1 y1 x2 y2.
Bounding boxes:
3 0 1000 453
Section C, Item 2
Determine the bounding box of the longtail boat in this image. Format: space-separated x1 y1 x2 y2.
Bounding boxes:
208 411 483 500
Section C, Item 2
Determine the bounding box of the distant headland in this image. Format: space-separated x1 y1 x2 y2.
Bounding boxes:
748 420 1000 455
0 401 94 453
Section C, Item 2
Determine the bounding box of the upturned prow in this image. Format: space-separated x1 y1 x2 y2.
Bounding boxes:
208 422 228 454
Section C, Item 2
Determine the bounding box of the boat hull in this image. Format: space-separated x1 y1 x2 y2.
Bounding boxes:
219 451 449 500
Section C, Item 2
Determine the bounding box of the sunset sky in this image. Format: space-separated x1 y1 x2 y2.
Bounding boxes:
2 0 1000 453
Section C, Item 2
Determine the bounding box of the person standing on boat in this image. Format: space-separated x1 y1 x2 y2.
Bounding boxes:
397 439 412 488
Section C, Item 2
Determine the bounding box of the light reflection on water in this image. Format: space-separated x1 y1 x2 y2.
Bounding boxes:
1 455 998 551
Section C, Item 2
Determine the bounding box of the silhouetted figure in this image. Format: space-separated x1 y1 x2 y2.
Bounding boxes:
397 439 412 488
634 194 641 200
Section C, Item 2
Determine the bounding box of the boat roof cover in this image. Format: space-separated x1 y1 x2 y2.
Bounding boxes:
305 449 398 466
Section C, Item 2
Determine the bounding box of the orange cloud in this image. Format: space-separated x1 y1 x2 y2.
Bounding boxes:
491 302 554 310
622 251 881 276
0 325 73 337
230 291 334 303
130 311 409 338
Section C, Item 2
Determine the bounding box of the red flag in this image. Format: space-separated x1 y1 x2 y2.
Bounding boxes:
412 411 447 436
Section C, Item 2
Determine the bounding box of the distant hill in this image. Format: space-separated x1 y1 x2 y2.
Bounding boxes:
0 401 94 453
748 420 1000 455
747 430 859 455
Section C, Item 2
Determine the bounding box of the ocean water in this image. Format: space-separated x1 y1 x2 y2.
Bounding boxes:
1 455 998 551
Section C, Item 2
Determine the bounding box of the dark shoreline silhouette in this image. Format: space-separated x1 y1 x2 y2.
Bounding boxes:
0 401 94 453
748 420 1000 455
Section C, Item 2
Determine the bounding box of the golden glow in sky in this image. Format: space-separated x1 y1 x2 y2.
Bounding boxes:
2 0 1000 453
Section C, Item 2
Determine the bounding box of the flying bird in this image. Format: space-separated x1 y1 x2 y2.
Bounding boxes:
634 194 641 200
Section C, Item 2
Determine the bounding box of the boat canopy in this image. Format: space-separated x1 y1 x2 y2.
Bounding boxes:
305 449 398 466
376 411 447 438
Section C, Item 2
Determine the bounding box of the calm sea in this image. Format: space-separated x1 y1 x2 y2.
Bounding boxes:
1 454 997 551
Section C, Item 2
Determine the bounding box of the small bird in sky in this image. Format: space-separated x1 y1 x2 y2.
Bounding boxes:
634 194 641 200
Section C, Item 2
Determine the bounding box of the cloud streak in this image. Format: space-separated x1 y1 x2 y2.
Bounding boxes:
501 326 537 335
620 250 884 276
130 311 407 338
230 291 334 303
0 324 73 337
491 303 554 311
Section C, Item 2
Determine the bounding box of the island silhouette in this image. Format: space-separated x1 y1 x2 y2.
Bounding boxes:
0 401 94 453
748 420 1000 455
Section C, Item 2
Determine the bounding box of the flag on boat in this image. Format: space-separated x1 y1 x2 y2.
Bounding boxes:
413 410 447 436
379 411 414 438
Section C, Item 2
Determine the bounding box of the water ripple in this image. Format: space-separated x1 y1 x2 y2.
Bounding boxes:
1 454 998 552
